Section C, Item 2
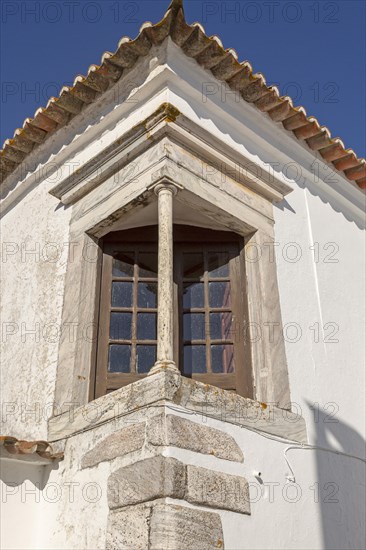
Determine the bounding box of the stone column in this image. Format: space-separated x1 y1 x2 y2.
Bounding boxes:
149 182 180 375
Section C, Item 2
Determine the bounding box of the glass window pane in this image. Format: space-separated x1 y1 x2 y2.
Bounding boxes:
210 312 233 340
138 282 157 308
211 344 235 373
183 313 206 341
209 282 231 308
183 283 205 309
183 345 206 374
108 345 131 373
138 252 158 277
137 313 157 340
182 253 204 279
112 282 133 308
113 252 134 277
110 312 132 340
136 345 156 373
208 252 230 278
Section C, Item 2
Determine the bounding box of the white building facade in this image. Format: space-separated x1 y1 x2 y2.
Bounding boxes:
1 1 365 549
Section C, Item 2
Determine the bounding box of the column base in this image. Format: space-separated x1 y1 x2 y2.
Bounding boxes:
148 360 180 376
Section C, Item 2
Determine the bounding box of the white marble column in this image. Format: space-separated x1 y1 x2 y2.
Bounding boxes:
149 182 180 375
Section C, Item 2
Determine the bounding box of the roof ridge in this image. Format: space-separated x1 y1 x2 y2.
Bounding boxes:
0 0 364 191
168 0 184 15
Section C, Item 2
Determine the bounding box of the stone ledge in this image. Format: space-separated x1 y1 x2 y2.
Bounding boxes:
106 500 225 550
48 371 307 444
147 414 244 462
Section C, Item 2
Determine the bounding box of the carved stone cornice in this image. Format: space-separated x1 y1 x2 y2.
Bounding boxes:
49 103 293 205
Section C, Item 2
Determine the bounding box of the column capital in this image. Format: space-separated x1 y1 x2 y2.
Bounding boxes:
147 179 183 197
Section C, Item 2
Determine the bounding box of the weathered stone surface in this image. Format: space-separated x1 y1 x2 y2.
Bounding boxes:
150 502 225 550
108 455 185 509
148 413 244 462
186 464 251 515
48 370 181 442
49 371 307 444
175 375 308 444
106 503 151 550
81 422 146 469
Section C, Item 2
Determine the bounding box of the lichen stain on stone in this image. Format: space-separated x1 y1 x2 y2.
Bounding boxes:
162 102 181 123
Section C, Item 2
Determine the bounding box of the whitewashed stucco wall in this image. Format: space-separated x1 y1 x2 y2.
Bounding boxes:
274 184 365 447
0 183 71 439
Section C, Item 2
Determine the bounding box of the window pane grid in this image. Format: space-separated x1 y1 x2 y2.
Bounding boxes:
105 239 240 384
108 247 158 375
182 249 235 376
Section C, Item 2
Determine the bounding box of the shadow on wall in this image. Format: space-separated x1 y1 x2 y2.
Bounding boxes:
0 459 59 491
307 403 366 550
0 461 60 550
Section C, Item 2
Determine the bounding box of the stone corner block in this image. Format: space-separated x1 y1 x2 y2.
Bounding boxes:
81 422 146 469
150 502 225 550
186 464 251 515
147 413 244 463
107 455 185 510
106 502 152 550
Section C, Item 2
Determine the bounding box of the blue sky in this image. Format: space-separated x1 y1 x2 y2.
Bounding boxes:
1 0 365 156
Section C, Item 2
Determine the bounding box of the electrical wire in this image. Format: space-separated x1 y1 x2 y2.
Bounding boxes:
165 403 366 483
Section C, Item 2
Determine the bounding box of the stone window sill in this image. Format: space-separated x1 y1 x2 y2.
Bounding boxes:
48 371 307 444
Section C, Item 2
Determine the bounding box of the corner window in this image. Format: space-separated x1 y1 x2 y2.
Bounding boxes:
94 226 253 399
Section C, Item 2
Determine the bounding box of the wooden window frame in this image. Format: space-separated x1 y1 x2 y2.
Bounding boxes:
94 225 253 399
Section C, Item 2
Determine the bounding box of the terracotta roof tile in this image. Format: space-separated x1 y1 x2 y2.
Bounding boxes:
0 436 63 461
0 0 364 191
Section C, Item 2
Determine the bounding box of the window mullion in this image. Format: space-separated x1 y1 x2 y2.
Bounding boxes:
130 251 138 373
203 251 212 374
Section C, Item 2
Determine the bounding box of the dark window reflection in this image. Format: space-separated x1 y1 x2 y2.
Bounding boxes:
137 313 157 340
210 312 232 340
110 312 132 340
184 345 206 374
209 282 231 308
138 282 157 308
137 345 156 373
183 283 205 309
211 344 235 373
108 345 131 372
112 282 133 308
183 313 206 340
